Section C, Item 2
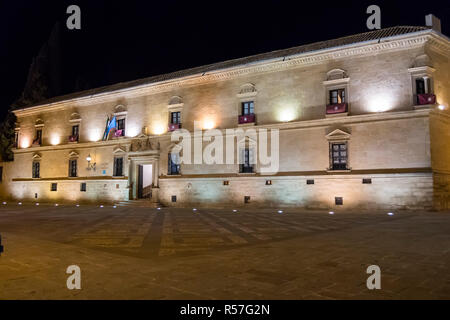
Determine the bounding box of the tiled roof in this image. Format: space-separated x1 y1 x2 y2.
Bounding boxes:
22 26 430 108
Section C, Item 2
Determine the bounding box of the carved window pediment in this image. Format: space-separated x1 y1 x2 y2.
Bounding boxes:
326 128 351 141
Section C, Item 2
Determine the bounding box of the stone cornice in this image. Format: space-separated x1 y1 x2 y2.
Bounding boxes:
13 30 449 117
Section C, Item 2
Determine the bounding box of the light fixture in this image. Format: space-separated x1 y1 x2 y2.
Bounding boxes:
36 203 39 206
193 208 197 211
278 210 283 214
113 205 117 208
157 207 161 210
18 202 22 205
2 202 6 205
387 212 394 216
100 205 104 208
438 105 445 111
55 204 59 207
233 209 237 213
86 154 96 171
329 211 335 215
76 204 80 207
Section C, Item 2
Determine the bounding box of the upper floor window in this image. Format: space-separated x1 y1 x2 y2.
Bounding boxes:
14 130 19 148
69 125 79 142
330 142 348 170
408 61 436 108
113 157 124 176
168 153 180 175
171 112 181 125
32 161 40 178
69 159 77 177
329 89 346 104
116 119 126 137
33 129 42 146
242 101 254 115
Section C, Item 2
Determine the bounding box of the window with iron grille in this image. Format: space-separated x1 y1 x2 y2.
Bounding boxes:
69 159 77 177
80 183 87 192
113 157 124 176
116 119 125 136
241 101 254 115
170 111 181 124
51 183 57 192
239 148 254 173
329 89 346 104
306 179 314 185
330 142 348 170
168 153 180 175
32 161 40 178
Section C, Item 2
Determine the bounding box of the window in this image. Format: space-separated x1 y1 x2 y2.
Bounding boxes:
113 157 124 176
70 125 79 142
168 153 180 175
51 183 57 192
239 148 254 173
32 161 40 178
34 129 42 145
244 196 251 203
306 179 314 185
223 181 229 186
335 197 343 205
80 183 87 192
242 101 254 115
170 112 181 124
171 195 177 202
116 119 125 136
329 89 346 104
69 159 77 177
265 180 272 185
330 143 348 170
0 166 2 182
14 131 19 148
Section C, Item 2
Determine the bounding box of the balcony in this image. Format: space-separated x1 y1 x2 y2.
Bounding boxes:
114 129 124 137
417 93 436 105
68 135 79 143
239 164 254 173
326 103 348 115
32 138 41 147
238 113 255 124
168 123 181 132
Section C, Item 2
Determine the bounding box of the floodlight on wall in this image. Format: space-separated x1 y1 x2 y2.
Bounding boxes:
438 105 445 111
86 154 96 171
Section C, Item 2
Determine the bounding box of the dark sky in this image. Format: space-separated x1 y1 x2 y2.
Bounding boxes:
1 0 448 121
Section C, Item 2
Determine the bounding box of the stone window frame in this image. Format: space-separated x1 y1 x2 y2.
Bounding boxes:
34 119 45 146
323 69 350 118
407 66 436 109
237 136 257 174
325 129 352 172
32 153 42 179
69 112 82 143
112 147 127 177
68 151 79 178
167 96 184 129
14 127 20 148
113 105 128 138
237 83 258 126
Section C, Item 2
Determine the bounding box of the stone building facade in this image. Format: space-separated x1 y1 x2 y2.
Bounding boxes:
1 23 449 210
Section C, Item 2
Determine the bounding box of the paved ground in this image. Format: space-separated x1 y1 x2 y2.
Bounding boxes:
0 203 450 299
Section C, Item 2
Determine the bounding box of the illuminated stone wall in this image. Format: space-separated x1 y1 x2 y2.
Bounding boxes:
158 174 433 210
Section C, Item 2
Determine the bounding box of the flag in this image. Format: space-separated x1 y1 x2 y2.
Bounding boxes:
103 116 117 140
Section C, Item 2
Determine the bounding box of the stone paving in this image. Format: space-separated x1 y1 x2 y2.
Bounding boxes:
0 203 450 299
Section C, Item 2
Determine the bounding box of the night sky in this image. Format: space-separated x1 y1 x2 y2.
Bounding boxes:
1 0 448 122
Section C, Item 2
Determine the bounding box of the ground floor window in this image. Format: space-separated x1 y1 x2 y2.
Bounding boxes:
330 142 348 170
168 153 180 175
51 183 57 192
32 161 40 178
113 157 124 176
69 159 77 177
80 182 87 192
240 148 254 173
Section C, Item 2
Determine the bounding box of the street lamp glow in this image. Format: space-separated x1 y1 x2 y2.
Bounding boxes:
86 155 92 162
438 105 445 110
